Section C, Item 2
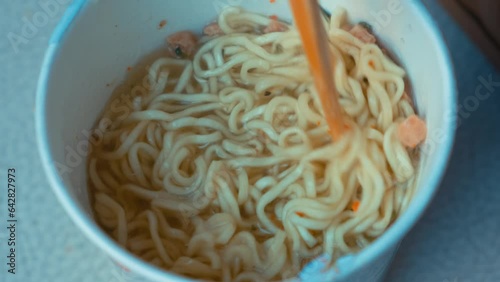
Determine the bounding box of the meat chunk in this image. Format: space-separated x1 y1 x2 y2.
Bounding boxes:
203 22 224 36
350 24 376 44
166 31 199 58
397 115 427 148
263 20 288 33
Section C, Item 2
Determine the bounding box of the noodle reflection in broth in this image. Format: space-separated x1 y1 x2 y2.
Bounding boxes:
89 7 425 281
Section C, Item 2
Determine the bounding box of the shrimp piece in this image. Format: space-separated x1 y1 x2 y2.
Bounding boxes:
397 115 427 148
350 24 376 44
166 31 199 58
203 22 224 36
263 20 288 33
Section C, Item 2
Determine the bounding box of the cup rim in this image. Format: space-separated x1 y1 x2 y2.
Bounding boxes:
36 1 457 281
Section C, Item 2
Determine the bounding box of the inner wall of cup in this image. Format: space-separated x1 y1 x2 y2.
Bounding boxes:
45 0 450 229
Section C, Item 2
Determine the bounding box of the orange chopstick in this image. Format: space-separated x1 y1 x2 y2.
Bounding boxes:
289 0 345 140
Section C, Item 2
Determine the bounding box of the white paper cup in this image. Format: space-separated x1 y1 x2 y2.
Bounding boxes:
36 0 456 281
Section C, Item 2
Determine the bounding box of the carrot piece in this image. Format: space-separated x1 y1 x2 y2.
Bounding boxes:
296 211 306 217
352 201 360 212
158 20 167 29
397 115 427 148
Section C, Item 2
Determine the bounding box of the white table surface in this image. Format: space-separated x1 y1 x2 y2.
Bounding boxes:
1 1 499 282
